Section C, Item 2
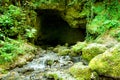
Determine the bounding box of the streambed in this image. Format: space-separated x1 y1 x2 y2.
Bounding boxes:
1 49 81 80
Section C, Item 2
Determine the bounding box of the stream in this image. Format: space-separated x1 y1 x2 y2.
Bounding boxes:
1 48 81 80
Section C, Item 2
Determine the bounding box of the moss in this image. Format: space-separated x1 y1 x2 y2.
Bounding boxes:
71 42 87 53
69 62 91 80
46 73 62 80
45 71 75 80
109 27 120 41
69 42 87 57
89 44 120 78
53 44 70 56
45 59 54 66
65 7 87 28
82 43 107 62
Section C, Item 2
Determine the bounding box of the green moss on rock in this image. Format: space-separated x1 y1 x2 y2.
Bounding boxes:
45 70 76 80
71 42 87 53
110 27 120 41
69 62 91 80
69 42 87 57
53 44 70 56
89 44 120 78
82 43 107 62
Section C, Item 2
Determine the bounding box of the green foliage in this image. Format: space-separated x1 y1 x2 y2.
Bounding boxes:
86 0 120 41
0 5 24 37
105 0 120 20
25 28 36 38
0 15 13 28
87 15 119 34
0 5 36 40
97 20 119 34
0 38 23 64
6 5 24 19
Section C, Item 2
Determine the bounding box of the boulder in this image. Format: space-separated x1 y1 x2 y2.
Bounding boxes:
89 44 120 79
69 62 91 80
82 43 107 62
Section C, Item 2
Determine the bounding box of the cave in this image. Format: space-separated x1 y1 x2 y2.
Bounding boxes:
35 9 86 47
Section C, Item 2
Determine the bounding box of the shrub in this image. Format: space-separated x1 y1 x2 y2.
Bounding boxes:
0 38 23 64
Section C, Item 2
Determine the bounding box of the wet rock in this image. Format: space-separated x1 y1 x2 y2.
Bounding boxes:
89 43 120 79
1 50 75 80
69 62 92 80
10 53 35 68
71 56 81 63
0 74 7 80
1 71 23 80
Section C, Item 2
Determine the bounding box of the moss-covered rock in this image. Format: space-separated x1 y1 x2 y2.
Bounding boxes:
64 7 87 28
70 42 87 57
89 43 120 78
53 44 70 56
69 62 91 80
45 70 76 80
82 43 107 62
71 42 87 53
34 0 88 29
109 27 120 42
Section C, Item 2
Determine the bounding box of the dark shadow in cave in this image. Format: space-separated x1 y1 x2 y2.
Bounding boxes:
35 9 86 47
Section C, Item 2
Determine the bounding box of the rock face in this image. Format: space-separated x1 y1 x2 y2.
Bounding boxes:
34 0 88 28
89 44 120 79
35 9 86 46
34 0 88 46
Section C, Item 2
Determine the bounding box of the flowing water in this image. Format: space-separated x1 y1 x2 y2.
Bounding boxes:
1 49 81 80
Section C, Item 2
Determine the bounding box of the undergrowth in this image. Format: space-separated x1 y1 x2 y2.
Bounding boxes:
86 0 120 41
0 4 36 64
0 38 24 64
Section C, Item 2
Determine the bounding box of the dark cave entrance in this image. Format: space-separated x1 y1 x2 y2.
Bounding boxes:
35 9 86 47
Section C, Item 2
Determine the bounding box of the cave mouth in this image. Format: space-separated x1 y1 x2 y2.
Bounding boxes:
35 9 86 47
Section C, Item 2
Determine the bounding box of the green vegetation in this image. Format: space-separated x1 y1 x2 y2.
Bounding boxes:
0 38 36 64
82 43 107 62
86 0 120 41
69 62 91 80
53 44 71 56
0 0 120 79
0 5 25 38
71 42 87 53
0 38 23 64
0 2 37 65
89 44 120 78
0 5 36 40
